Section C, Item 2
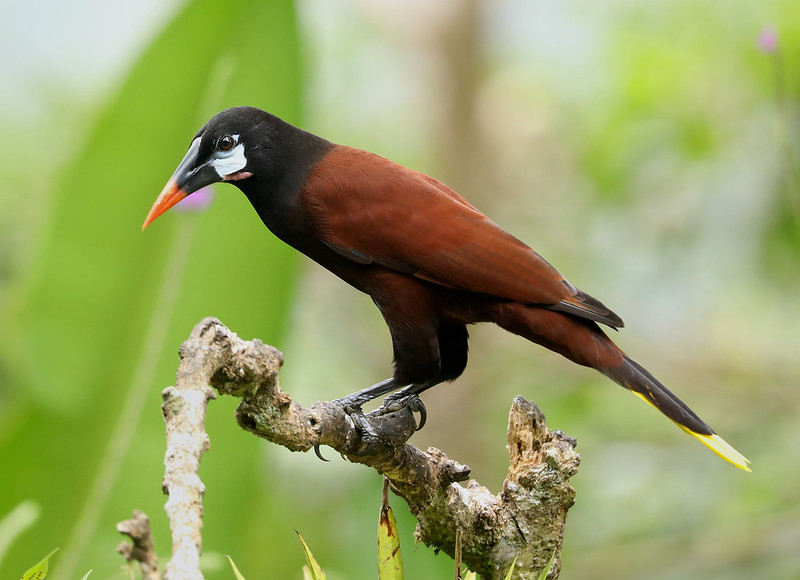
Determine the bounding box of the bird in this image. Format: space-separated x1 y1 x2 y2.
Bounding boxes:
143 106 750 471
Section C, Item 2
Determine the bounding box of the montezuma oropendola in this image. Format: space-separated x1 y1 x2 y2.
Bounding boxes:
143 106 749 470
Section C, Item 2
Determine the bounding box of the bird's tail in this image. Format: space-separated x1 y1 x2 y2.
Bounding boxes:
600 355 751 472
493 304 750 471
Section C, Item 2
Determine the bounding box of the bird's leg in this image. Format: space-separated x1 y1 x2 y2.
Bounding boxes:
330 377 400 410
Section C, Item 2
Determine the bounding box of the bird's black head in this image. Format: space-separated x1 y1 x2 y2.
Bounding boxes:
143 106 286 230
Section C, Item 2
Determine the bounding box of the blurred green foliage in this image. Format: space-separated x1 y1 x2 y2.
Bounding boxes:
1 0 307 578
0 1 799 580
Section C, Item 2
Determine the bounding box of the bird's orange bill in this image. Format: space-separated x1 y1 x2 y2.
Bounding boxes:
142 179 187 230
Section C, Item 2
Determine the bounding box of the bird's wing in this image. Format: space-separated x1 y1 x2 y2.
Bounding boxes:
304 146 622 327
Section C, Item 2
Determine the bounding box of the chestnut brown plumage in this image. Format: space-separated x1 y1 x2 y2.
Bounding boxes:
144 106 749 470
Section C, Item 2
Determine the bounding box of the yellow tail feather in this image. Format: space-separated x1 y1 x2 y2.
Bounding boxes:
679 427 751 472
631 391 751 471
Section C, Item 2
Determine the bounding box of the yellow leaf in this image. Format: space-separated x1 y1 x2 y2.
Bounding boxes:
378 482 403 580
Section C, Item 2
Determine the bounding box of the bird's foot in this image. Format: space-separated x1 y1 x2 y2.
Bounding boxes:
316 396 417 459
313 402 378 458
345 404 381 455
313 379 425 459
313 403 380 460
349 403 418 455
371 393 428 431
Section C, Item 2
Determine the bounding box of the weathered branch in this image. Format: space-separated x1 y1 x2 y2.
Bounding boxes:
116 510 161 580
161 334 217 580
167 317 579 579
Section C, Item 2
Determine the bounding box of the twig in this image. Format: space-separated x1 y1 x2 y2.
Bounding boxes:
167 317 578 579
454 528 463 580
116 510 161 580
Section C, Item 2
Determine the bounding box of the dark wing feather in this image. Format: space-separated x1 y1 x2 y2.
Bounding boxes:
304 146 623 328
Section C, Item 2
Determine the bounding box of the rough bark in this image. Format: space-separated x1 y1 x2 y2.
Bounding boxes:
160 334 218 580
162 317 579 579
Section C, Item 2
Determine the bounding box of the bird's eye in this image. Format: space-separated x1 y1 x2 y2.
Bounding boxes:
218 135 235 151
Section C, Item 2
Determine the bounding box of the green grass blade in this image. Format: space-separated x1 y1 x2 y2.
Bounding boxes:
296 532 327 580
226 555 246 580
536 550 556 580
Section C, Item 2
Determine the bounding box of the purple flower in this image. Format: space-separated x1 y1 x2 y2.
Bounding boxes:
174 186 215 213
758 26 779 54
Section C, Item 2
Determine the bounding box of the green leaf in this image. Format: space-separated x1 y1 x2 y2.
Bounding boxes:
0 0 303 577
503 555 518 580
536 550 557 580
377 493 403 580
78 572 92 580
296 532 327 580
20 548 58 580
226 555 246 580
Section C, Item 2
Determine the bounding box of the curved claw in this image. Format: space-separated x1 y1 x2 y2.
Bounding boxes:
374 393 428 431
392 394 427 431
313 443 329 461
414 398 427 431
